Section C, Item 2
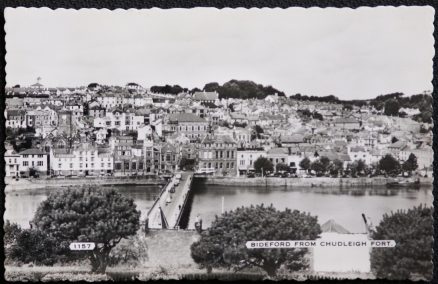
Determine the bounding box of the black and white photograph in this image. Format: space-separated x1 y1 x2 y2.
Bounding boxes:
3 5 434 281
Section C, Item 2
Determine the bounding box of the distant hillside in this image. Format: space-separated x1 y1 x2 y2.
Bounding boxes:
289 92 432 123
202 80 285 100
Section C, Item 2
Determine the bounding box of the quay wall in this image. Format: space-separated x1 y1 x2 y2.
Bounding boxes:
198 176 433 188
5 177 166 192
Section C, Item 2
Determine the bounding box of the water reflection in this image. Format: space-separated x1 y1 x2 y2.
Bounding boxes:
5 184 433 234
5 185 161 228
187 185 433 233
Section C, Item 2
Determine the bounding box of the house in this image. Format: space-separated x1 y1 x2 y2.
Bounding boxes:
89 105 106 118
5 149 20 177
93 110 144 131
25 109 52 128
6 109 26 128
193 91 219 104
333 117 361 131
198 135 237 176
126 82 143 92
233 127 253 148
18 148 49 177
166 113 208 142
348 146 372 165
51 144 113 176
95 128 108 144
236 148 266 176
280 134 305 147
387 141 411 162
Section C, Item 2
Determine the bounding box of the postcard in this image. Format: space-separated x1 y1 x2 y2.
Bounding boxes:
3 5 434 282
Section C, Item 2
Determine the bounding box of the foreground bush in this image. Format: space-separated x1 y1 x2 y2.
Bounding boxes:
370 204 432 280
33 187 141 273
191 204 321 278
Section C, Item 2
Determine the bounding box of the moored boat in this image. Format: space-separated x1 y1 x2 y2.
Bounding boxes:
386 178 420 189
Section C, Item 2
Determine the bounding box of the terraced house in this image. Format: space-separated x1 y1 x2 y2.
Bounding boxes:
198 135 237 175
166 113 209 142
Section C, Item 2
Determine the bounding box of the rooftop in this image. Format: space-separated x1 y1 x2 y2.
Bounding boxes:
169 113 206 123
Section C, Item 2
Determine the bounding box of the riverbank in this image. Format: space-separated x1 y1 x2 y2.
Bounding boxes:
198 176 433 188
5 229 375 281
5 176 167 192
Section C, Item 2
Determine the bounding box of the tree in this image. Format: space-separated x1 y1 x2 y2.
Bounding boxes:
319 156 330 173
402 153 418 174
370 205 432 280
384 99 400 116
253 125 264 139
4 220 22 248
8 228 59 266
355 159 368 175
275 163 289 172
254 157 273 175
329 159 343 176
312 111 323 121
33 187 141 273
311 156 330 176
310 160 324 176
191 204 321 278
203 82 220 92
378 154 401 176
299 157 311 172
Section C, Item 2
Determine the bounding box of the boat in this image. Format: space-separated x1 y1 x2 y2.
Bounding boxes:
386 178 420 189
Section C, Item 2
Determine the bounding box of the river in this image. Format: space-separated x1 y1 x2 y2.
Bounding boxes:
5 184 433 233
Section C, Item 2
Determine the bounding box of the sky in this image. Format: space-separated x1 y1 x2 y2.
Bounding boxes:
4 6 435 99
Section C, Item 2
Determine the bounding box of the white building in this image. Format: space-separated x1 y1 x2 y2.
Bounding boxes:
5 149 20 177
51 146 113 176
93 111 144 131
237 148 266 175
18 148 49 177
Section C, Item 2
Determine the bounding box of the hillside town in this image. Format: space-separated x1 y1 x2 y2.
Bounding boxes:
4 81 433 180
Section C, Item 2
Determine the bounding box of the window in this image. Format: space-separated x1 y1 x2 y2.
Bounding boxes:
80 163 83 168
220 163 223 169
23 161 29 166
38 154 43 158
226 162 229 168
70 163 73 169
230 162 234 168
23 154 29 158
108 163 111 167
37 161 43 166
101 163 104 167
58 163 62 168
